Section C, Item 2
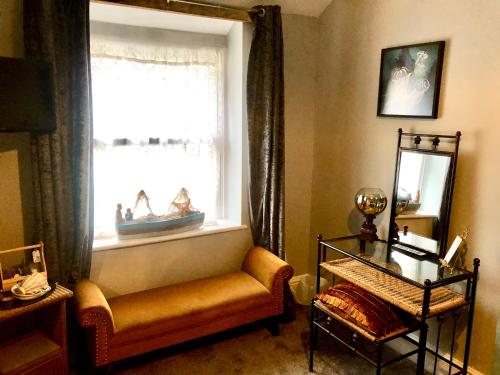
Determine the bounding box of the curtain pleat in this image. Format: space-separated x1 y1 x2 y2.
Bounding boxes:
23 0 93 286
246 6 285 259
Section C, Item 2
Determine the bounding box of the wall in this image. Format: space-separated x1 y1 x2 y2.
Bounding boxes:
0 0 23 57
0 0 34 250
495 314 500 373
282 14 319 276
312 1 500 373
91 229 253 297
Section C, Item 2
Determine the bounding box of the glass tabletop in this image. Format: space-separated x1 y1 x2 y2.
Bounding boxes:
320 235 470 288
397 231 439 254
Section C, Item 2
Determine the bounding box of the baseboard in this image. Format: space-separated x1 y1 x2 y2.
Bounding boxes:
436 357 483 375
406 333 483 375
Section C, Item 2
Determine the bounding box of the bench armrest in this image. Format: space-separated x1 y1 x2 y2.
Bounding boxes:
74 279 114 366
242 246 294 314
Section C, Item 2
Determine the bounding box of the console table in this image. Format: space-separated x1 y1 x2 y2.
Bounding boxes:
0 285 73 374
309 235 479 375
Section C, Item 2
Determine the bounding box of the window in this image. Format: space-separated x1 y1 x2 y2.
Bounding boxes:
90 22 226 239
398 152 424 204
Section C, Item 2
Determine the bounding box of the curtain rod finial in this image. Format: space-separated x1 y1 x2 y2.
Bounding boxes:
249 7 266 17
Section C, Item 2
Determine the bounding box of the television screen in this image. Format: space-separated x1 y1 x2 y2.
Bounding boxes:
0 56 56 133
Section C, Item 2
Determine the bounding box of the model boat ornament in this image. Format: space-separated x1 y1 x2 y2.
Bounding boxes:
133 190 155 219
115 188 205 239
167 188 198 217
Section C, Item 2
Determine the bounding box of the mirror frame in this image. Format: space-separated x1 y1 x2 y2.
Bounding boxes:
388 128 461 259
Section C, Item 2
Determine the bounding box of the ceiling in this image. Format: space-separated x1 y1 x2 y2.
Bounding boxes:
91 2 236 34
90 1 333 34
200 0 332 18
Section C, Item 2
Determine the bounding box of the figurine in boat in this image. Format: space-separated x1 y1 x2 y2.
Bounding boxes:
115 188 205 239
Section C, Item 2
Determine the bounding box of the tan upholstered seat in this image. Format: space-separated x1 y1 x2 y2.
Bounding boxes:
74 246 293 367
109 271 273 345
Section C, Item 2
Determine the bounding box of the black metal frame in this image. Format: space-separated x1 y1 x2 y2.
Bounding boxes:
310 307 421 374
309 235 480 375
376 41 445 119
388 129 462 259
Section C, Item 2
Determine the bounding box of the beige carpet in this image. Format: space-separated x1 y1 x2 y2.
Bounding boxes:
90 306 423 375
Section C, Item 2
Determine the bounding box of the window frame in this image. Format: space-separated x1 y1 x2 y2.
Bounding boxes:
88 14 251 250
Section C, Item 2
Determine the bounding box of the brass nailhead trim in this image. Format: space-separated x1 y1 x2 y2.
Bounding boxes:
83 311 111 365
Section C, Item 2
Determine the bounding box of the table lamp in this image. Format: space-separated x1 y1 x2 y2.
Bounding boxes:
354 187 387 242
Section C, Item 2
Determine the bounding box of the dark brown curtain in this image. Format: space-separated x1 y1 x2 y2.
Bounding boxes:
247 6 285 259
24 0 93 286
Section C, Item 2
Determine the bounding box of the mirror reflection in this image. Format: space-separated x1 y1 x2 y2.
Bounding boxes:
395 150 452 254
396 151 451 235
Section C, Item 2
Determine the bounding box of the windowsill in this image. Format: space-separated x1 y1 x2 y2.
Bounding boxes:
397 213 437 219
92 221 248 252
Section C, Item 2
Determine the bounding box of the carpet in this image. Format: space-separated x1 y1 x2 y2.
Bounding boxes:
90 306 423 375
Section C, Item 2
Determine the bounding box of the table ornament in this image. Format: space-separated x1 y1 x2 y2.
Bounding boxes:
355 187 387 242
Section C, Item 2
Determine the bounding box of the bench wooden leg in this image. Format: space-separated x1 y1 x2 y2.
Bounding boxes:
268 318 280 336
95 363 113 375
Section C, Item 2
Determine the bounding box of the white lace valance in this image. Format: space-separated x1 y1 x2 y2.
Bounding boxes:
90 21 225 65
90 23 224 144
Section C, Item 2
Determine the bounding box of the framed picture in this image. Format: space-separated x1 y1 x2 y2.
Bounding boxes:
377 41 445 118
0 243 47 292
443 235 464 266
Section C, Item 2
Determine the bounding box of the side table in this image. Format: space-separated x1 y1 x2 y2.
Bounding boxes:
309 235 479 375
0 285 73 375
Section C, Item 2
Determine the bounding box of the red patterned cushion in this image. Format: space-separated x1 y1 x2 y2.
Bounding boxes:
316 283 403 337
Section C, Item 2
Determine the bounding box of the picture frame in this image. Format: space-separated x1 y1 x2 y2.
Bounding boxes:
442 235 465 267
0 243 47 292
377 41 445 118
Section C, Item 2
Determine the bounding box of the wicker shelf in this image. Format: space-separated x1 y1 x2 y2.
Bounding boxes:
0 285 72 321
321 258 467 317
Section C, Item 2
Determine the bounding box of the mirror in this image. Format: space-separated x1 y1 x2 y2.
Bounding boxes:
389 129 461 258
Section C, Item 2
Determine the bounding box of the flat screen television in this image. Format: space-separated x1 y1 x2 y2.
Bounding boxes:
0 56 56 133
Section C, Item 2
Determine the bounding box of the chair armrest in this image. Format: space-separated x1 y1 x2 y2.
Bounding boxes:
74 279 114 366
74 279 114 329
242 246 294 314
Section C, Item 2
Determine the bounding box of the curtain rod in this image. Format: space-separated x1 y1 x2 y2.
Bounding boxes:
95 0 265 23
166 0 266 17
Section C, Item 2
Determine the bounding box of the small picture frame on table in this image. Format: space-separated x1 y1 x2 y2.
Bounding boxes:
377 41 445 118
0 243 47 292
442 236 464 267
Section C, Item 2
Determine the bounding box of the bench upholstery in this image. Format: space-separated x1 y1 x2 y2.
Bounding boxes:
74 246 293 367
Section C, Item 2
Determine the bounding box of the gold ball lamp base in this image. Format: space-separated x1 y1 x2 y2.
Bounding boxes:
355 188 387 243
360 214 379 242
